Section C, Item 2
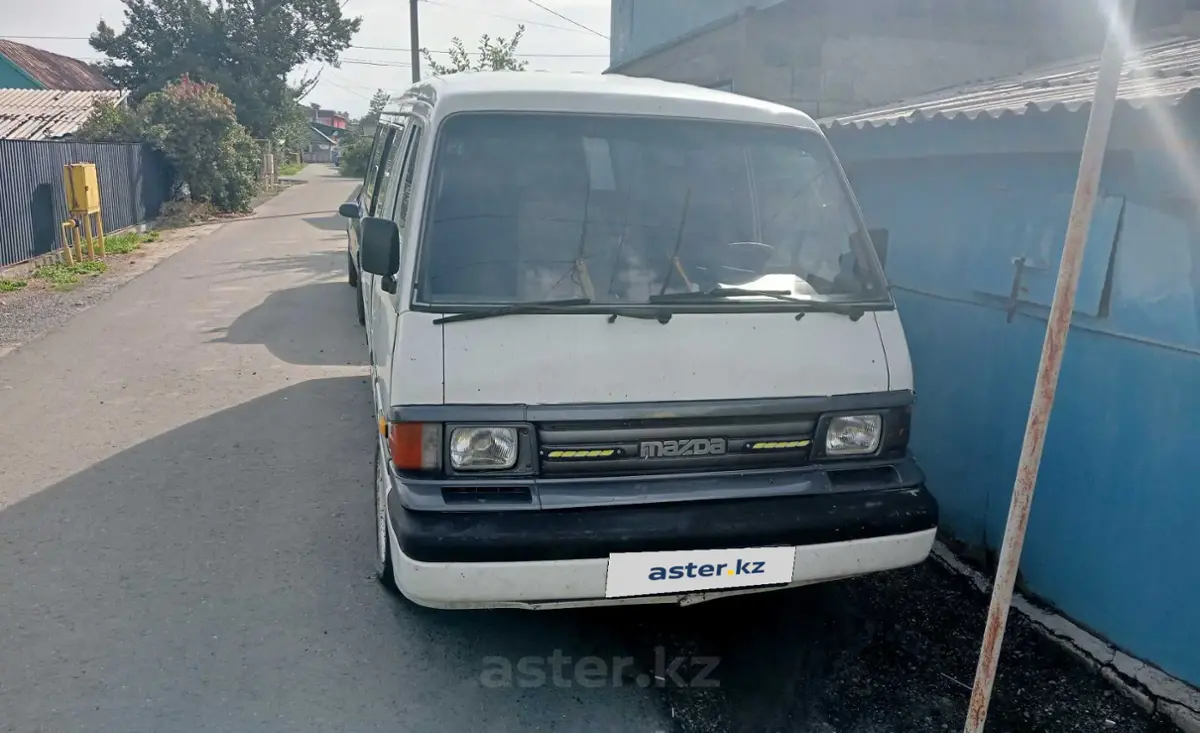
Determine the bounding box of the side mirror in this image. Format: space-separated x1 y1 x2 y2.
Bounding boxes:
360 216 401 292
868 228 889 270
338 201 362 219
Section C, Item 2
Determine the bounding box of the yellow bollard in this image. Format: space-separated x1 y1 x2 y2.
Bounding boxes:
93 213 106 257
59 221 77 266
81 215 96 260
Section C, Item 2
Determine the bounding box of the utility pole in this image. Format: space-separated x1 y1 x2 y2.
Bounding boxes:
410 0 421 83
962 1 1136 731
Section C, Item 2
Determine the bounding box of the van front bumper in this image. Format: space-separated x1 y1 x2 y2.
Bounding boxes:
386 482 938 609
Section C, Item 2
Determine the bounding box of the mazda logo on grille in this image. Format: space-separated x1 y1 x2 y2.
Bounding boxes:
638 438 727 459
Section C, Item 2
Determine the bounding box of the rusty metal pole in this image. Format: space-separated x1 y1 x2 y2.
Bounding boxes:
410 0 421 82
962 2 1136 731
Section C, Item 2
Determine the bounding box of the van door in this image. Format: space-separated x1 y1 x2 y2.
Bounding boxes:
352 124 397 276
361 124 408 341
368 117 425 396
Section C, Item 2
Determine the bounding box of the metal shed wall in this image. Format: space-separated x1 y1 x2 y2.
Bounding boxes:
0 140 170 267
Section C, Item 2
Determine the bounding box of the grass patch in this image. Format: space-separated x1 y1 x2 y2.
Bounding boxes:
0 278 27 292
278 161 305 176
104 229 161 255
33 260 108 286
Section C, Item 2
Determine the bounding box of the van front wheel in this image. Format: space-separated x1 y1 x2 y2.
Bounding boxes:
375 443 398 593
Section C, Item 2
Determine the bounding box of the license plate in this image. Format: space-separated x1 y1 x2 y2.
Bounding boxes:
604 546 796 598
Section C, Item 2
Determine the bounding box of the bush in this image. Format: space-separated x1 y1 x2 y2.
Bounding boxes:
76 76 261 213
338 136 373 179
138 76 261 212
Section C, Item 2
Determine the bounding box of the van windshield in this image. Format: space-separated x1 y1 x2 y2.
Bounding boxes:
415 112 887 306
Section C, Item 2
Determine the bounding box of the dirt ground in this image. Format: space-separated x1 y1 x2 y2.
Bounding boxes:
611 558 1177 733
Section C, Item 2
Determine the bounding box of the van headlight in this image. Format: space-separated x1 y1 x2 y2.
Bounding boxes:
825 415 882 456
449 427 518 470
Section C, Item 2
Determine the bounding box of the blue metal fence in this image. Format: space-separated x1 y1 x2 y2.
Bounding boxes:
829 103 1200 688
0 140 170 268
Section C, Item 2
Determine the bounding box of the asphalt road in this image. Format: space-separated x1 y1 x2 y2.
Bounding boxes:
0 168 668 733
0 166 1175 733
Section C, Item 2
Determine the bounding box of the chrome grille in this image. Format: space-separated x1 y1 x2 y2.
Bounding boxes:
537 414 818 478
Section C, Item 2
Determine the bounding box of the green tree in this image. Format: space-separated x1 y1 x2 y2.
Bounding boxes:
421 25 529 75
273 101 312 159
73 98 140 143
89 0 360 138
365 89 390 124
338 136 373 179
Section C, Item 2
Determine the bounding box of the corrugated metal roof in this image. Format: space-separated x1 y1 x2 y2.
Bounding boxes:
822 37 1200 130
0 89 127 140
0 40 115 91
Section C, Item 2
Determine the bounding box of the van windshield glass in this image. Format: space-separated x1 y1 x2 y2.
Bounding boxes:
416 112 886 306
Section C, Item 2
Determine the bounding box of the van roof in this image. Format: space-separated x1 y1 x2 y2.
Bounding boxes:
385 72 820 131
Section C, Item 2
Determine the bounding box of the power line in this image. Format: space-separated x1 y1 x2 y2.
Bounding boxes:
417 0 594 35
1 35 90 41
0 34 607 58
340 57 412 67
321 76 376 100
521 0 607 39
351 43 605 58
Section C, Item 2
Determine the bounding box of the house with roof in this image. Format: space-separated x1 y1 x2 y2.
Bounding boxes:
0 40 122 141
307 103 349 129
0 39 114 91
0 88 127 141
821 37 1200 715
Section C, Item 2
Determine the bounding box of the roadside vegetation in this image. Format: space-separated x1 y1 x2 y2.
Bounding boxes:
32 260 108 289
278 160 305 177
0 229 165 295
103 230 161 255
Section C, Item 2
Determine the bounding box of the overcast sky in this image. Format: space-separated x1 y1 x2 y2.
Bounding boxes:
2 0 612 116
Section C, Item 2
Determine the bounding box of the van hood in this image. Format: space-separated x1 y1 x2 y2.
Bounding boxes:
441 311 890 404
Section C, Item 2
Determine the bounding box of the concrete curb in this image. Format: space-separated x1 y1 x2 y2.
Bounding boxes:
931 543 1200 733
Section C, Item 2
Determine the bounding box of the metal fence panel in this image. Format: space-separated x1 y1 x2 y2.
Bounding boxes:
0 139 170 267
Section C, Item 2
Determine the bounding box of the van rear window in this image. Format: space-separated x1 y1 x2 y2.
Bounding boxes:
415 112 885 306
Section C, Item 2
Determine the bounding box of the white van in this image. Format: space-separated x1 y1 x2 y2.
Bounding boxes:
338 72 938 610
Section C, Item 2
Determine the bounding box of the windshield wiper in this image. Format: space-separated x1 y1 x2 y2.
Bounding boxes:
606 307 672 324
648 288 868 321
432 298 592 325
649 287 801 303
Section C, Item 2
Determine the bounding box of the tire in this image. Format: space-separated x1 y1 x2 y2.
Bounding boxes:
375 442 399 593
355 273 367 326
347 250 359 287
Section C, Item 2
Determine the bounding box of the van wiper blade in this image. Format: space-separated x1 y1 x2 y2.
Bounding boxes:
648 287 802 303
432 298 592 325
648 288 867 321
606 307 672 324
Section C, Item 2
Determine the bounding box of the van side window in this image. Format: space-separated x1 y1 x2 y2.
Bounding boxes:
395 127 424 230
375 122 411 221
365 125 400 216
